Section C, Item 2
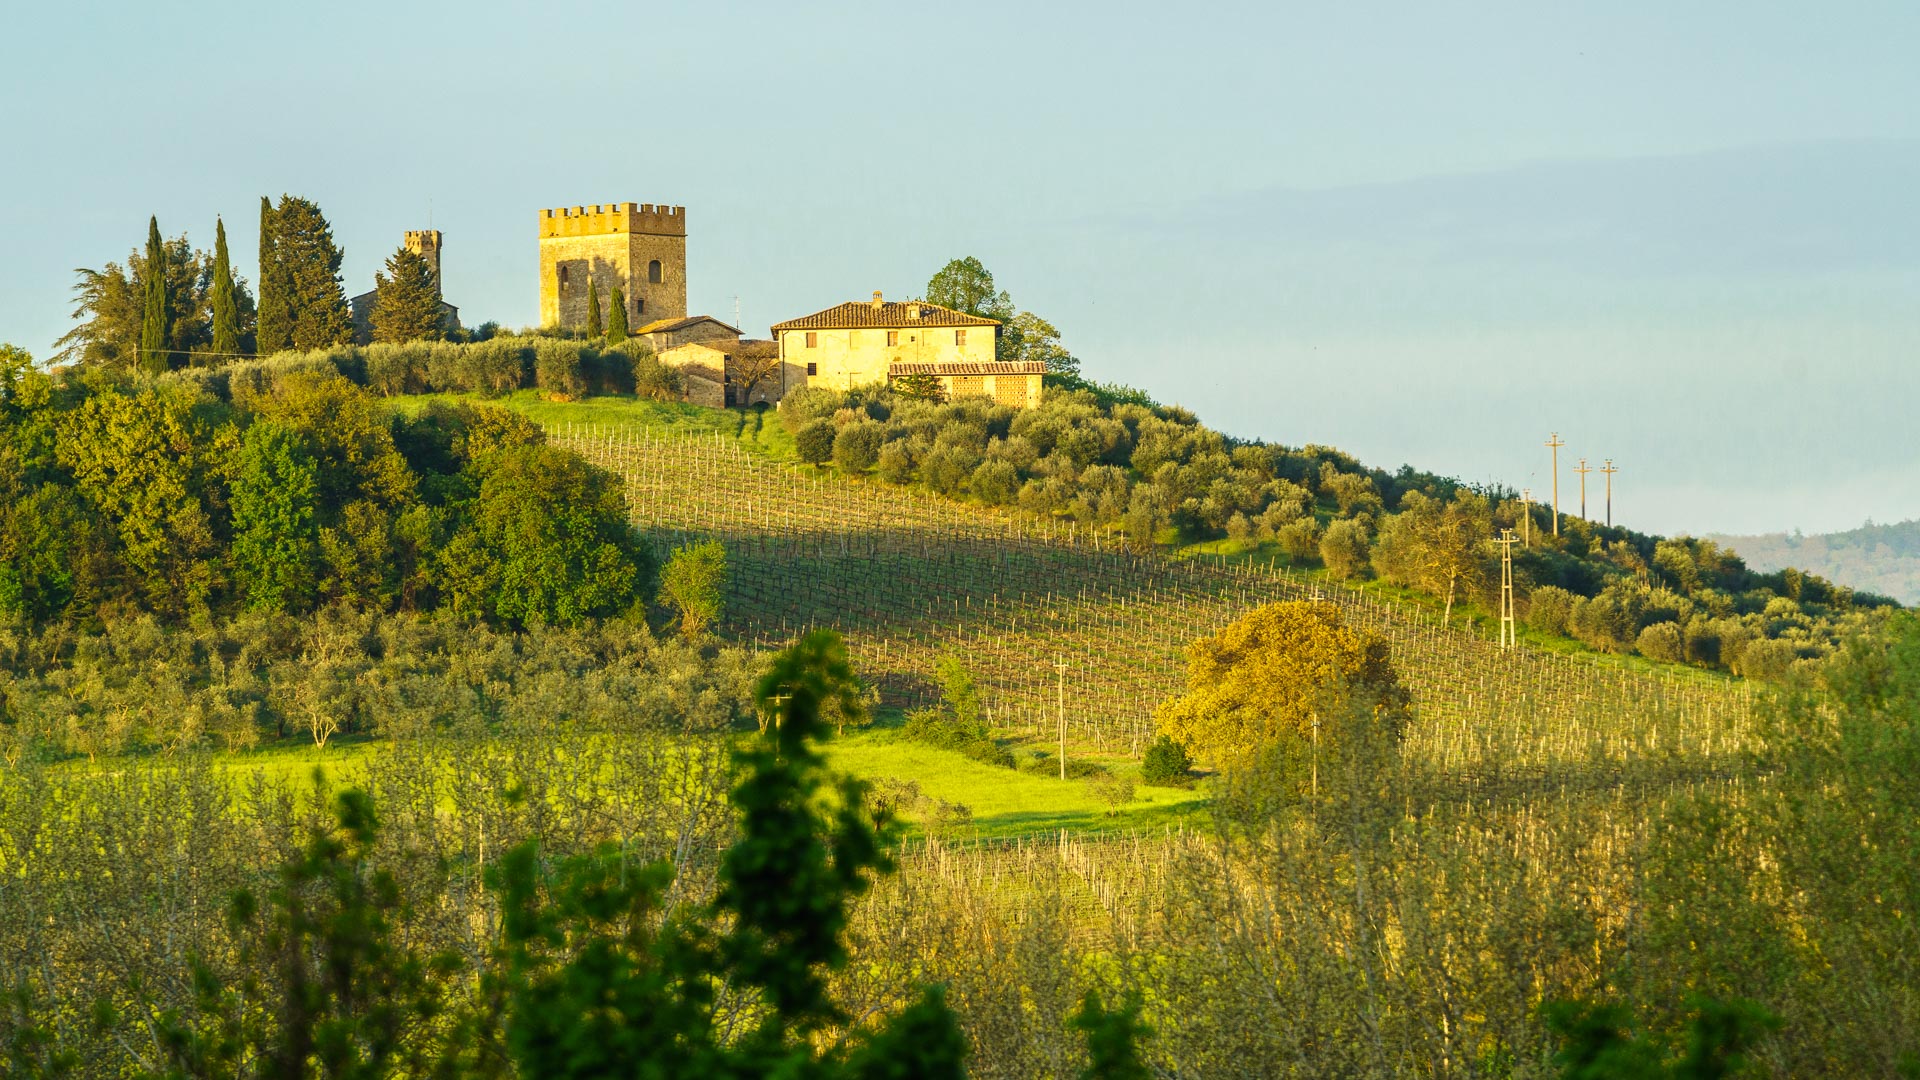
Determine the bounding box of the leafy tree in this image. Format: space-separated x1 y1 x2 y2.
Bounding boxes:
892 371 945 402
370 244 444 343
606 285 628 344
832 420 885 472
1155 601 1401 761
1140 735 1192 786
273 195 352 349
796 419 836 466
139 216 170 372
456 443 650 626
925 256 1014 322
1541 997 1779 1080
728 347 781 406
209 216 242 357
586 277 602 339
1319 518 1370 580
535 339 586 401
1371 490 1489 623
256 195 292 354
230 420 319 613
1005 310 1078 377
658 539 726 639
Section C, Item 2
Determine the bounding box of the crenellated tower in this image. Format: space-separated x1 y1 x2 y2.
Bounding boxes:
537 202 687 330
404 229 443 296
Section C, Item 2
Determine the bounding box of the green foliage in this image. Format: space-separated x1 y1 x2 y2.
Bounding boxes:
833 420 886 472
658 539 726 639
606 285 628 344
230 420 319 613
1139 735 1192 786
271 194 353 349
209 216 241 357
892 371 945 403
901 655 1014 768
1541 997 1780 1080
534 339 587 400
924 256 1014 322
1070 990 1153 1080
1319 518 1370 580
257 195 292 354
370 244 444 343
796 418 836 466
586 277 602 339
139 216 169 373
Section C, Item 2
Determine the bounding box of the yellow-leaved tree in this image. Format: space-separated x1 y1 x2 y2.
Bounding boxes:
1155 600 1402 761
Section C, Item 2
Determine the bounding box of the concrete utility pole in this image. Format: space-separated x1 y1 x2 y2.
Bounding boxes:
1574 458 1593 521
1494 529 1521 649
1600 459 1618 528
1520 488 1533 547
1545 433 1565 536
1054 655 1067 781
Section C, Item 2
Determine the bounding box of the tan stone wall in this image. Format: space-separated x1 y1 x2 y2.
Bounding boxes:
536 204 687 330
657 343 726 408
781 323 996 393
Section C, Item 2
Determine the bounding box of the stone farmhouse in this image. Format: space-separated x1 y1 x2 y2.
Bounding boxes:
536 201 1042 408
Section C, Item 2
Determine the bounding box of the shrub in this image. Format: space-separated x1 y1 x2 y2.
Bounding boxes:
921 445 978 495
796 419 836 466
364 343 426 396
1527 585 1577 636
833 420 886 473
876 441 916 485
1085 770 1136 814
1276 517 1323 561
1140 735 1192 786
780 386 847 433
1319 519 1370 580
534 340 586 400
971 459 1021 505
1635 621 1685 663
630 352 684 403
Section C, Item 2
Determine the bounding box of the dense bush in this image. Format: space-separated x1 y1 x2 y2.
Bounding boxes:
795 419 836 466
1140 735 1193 786
832 419 886 472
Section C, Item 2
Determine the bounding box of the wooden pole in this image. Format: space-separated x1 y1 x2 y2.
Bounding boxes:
1055 655 1067 780
1545 433 1565 537
1600 459 1618 528
1574 457 1592 521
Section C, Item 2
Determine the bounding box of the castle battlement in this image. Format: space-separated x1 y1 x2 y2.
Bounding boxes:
538 202 686 239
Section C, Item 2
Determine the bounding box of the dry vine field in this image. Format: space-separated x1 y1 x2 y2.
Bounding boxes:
554 424 1757 790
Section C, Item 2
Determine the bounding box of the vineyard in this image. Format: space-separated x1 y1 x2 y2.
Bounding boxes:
553 424 1759 787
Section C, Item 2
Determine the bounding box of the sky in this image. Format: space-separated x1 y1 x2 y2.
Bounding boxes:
3 0 1916 537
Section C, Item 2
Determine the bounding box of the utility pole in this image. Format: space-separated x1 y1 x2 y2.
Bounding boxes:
1494 529 1520 649
1574 458 1592 521
1520 487 1533 548
1054 655 1067 781
1600 459 1618 528
1545 433 1565 536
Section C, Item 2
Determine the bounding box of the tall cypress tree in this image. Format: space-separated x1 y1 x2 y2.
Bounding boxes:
255 196 292 354
606 286 628 344
275 196 352 349
210 217 240 357
139 216 170 373
586 278 603 339
370 245 445 343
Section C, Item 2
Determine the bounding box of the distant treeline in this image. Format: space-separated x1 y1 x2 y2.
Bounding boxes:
1714 519 1920 607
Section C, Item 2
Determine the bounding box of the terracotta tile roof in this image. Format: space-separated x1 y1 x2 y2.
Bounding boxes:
771 300 999 331
637 315 740 336
888 361 1045 376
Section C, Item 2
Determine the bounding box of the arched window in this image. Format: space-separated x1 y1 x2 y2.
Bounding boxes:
648 260 663 284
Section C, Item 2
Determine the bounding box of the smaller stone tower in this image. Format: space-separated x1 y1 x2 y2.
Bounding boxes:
403 230 443 297
537 203 687 331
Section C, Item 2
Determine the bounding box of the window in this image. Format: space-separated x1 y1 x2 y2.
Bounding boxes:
955 329 967 346
558 266 569 287
648 259 663 284
886 330 899 346
636 298 645 315
805 332 817 348
806 362 818 376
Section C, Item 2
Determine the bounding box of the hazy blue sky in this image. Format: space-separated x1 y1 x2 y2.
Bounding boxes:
3 1 1915 536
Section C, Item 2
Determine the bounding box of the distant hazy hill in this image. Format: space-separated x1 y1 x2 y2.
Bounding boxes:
1711 519 1920 606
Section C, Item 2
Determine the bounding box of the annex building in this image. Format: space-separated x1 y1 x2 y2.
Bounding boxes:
771 292 1043 408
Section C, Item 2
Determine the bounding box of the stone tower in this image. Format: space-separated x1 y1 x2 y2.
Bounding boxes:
404 229 443 296
537 203 687 330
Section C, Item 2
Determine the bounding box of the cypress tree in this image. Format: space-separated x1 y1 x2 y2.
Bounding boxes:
586 278 603 339
275 196 352 348
210 217 239 357
256 196 292 354
139 216 170 373
606 286 628 344
370 245 445 343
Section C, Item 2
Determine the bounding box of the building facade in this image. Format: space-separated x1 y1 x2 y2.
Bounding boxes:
537 203 686 331
771 292 1000 389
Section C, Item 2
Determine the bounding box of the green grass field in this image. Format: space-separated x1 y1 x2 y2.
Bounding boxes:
393 390 799 459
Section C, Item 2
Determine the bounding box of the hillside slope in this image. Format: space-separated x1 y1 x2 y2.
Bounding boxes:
1712 518 1920 605
553 423 1756 790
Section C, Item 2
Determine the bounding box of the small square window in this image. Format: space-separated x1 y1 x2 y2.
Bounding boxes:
886 330 899 346
806 362 818 376
805 332 817 348
636 298 645 314
955 329 967 346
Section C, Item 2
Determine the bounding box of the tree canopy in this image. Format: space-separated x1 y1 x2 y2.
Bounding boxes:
370 244 444 343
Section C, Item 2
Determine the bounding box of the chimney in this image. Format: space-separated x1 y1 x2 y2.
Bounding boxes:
871 290 884 309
